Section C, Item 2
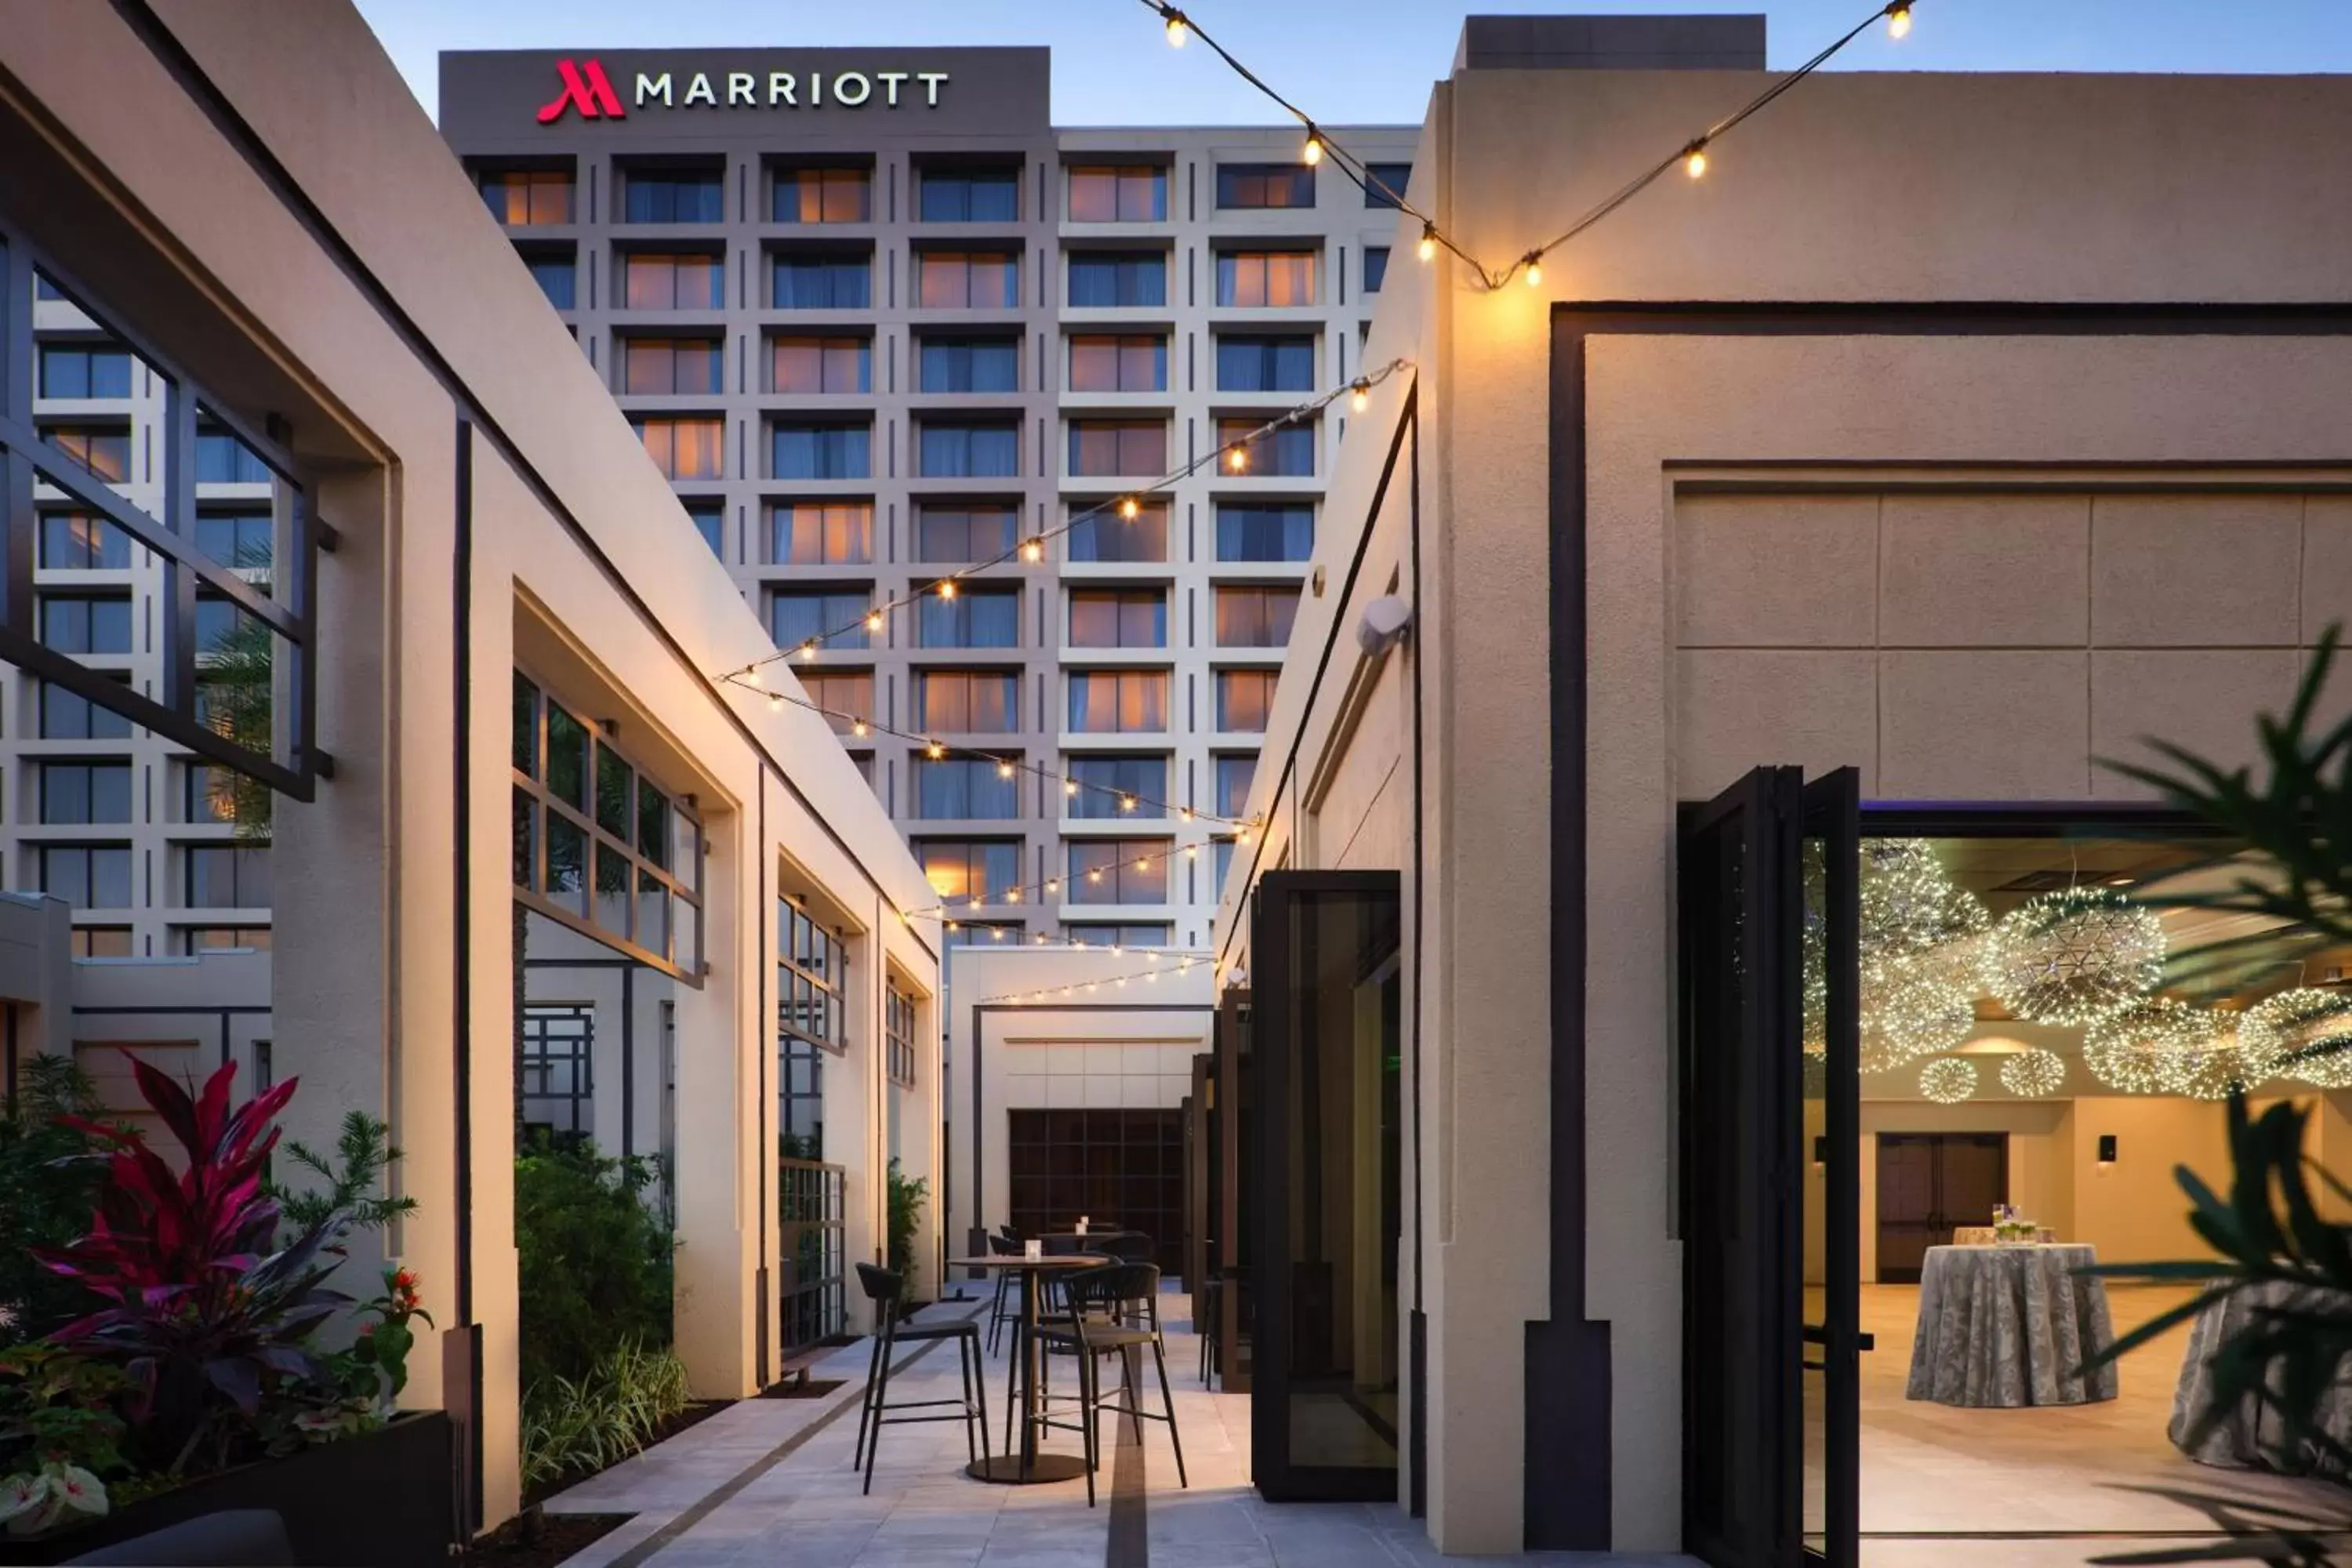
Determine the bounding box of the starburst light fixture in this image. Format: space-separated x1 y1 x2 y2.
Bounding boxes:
1919 1057 1977 1104
1998 1047 2067 1098
2239 988 2352 1089
1804 840 1988 1069
2082 996 2219 1094
1984 886 2165 1025
1858 952 1979 1073
2171 1022 2278 1102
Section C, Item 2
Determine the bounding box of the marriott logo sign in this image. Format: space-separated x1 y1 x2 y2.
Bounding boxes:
537 57 952 124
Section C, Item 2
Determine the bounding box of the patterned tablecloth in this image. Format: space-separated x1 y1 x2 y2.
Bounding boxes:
1906 1244 2119 1407
2170 1279 2352 1475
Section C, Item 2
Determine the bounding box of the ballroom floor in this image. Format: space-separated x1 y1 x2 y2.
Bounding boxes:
1810 1282 2352 1563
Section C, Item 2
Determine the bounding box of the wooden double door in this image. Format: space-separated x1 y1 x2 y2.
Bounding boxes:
1875 1133 2008 1284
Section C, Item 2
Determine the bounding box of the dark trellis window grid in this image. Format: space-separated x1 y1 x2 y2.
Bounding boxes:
886 985 917 1089
513 669 705 982
776 1158 845 1350
521 1004 595 1142
778 896 845 1055
2 227 323 800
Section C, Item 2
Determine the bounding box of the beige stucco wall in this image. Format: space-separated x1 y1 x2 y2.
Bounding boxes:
1215 53 2352 1558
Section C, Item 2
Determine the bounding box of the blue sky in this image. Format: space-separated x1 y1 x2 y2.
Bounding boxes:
359 1 2352 126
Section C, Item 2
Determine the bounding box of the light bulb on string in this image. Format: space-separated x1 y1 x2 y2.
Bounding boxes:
996 760 1015 779
1684 141 1710 180
1118 495 1142 521
925 739 945 760
1021 538 1044 564
1349 379 1370 414
1163 7 1186 46
1417 223 1437 263
1064 780 1079 797
1886 2 1913 39
1120 794 1137 813
768 693 783 713
937 579 956 600
1227 446 1249 473
1302 131 1323 167
865 610 884 633
1523 252 1544 289
1178 808 1193 823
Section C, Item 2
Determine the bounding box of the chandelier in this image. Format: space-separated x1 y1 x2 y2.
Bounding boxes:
2171 1021 2278 1102
1998 1047 2067 1098
1984 886 2165 1025
1858 951 1980 1073
1919 1057 1978 1104
2082 997 2220 1094
1806 840 1988 1070
2239 988 2352 1089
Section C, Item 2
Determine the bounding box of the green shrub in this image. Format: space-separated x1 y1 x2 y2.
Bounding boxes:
519 1338 691 1490
514 1136 675 1391
0 1058 121 1346
886 1159 927 1298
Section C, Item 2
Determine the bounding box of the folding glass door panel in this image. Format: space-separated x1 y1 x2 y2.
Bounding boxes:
1214 988 1252 1392
1802 770 1862 1568
1249 871 1403 1502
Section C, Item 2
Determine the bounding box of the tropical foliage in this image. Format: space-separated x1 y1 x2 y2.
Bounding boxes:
886 1159 928 1298
519 1338 691 1491
0 1057 121 1346
514 1136 675 1392
265 1111 419 1235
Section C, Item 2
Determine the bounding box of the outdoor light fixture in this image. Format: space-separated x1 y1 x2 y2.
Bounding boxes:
865 610 883 632
1418 223 1437 263
996 760 1014 779
937 579 956 600
1163 7 1186 46
798 641 818 662
1887 2 1914 39
1684 141 1710 180
1523 253 1544 288
1349 379 1371 414
1302 131 1323 166
1227 446 1248 473
1118 496 1141 521
1021 538 1044 563
1357 594 1414 656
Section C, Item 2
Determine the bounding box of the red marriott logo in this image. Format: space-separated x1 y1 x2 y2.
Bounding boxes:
537 59 624 124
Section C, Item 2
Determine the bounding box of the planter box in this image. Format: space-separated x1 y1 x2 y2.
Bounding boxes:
1 1410 455 1567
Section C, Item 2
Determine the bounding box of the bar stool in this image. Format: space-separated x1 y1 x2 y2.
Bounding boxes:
850 1264 989 1494
1034 1261 1189 1508
984 1232 1022 1356
1196 1272 1221 1384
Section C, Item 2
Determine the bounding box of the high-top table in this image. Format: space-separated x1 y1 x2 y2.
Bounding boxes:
2171 1279 2352 1475
947 1253 1106 1483
1906 1243 2118 1407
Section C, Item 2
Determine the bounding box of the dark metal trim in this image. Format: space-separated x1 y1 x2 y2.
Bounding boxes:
452 417 474 1329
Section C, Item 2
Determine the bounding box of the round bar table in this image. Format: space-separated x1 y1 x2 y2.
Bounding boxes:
947 1254 1106 1483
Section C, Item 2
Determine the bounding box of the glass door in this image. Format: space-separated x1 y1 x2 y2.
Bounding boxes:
1249 870 1403 1502
1802 769 1862 1568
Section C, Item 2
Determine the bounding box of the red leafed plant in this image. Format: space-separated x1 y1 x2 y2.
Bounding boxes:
36 1061 354 1476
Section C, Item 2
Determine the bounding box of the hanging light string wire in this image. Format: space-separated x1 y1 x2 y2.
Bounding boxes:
975 949 1218 1006
1147 0 1918 291
909 823 1254 924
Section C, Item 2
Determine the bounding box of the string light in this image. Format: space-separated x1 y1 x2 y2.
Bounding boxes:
1227 446 1249 473
971 949 1221 1006
1133 0 1921 292
768 693 783 713
744 667 763 688
1118 496 1142 521
996 759 1015 779
1021 538 1044 564
797 640 818 662
865 610 884 633
925 740 946 760
937 579 957 600
1349 379 1370 414
851 720 868 739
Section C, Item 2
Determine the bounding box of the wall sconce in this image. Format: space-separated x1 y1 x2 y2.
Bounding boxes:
2097 1134 2118 1173
1812 1134 1828 1171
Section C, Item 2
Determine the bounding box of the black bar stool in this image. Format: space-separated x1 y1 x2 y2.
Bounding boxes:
984 1232 1022 1356
1034 1261 1188 1508
850 1263 989 1494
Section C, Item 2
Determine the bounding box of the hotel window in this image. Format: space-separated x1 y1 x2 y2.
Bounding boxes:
1214 585 1301 648
769 501 873 565
40 511 131 571
771 335 870 394
183 844 271 909
623 169 724 223
1217 250 1316 308
176 926 271 954
919 419 1020 479
38 344 132 399
916 503 1017 563
770 590 872 651
918 166 1019 223
195 424 272 485
773 165 872 223
40 845 132 908
195 508 272 569
1065 500 1168 564
914 670 1017 732
1364 245 1391 293
1068 165 1167 222
771 420 871 480
1061 923 1171 949
526 252 577 309
1217 164 1315 210
1067 838 1170 906
194 591 261 653
1216 669 1278 732
918 336 1019 394
914 839 1019 903
41 761 132 825
1068 252 1166 309
1214 753 1258 818
1067 335 1166 394
917 586 1019 649
771 254 870 310
183 762 241 824
40 594 132 655
1066 754 1167 820
1069 589 1165 650
622 252 722 310
41 682 132 740
1215 335 1315 393
622 337 723 395
683 499 724 559
1068 670 1167 734
1217 503 1313 562
43 424 130 483
916 250 1018 310
1214 837 1235 891
1363 162 1414 209
631 416 724 480
74 927 136 959
480 168 572 226
777 900 844 1051
1218 416 1315 477
797 670 873 733
1069 419 1165 477
885 985 918 1089
915 757 1021 820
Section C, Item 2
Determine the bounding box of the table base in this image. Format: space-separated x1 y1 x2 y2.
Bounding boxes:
966 1454 1091 1486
